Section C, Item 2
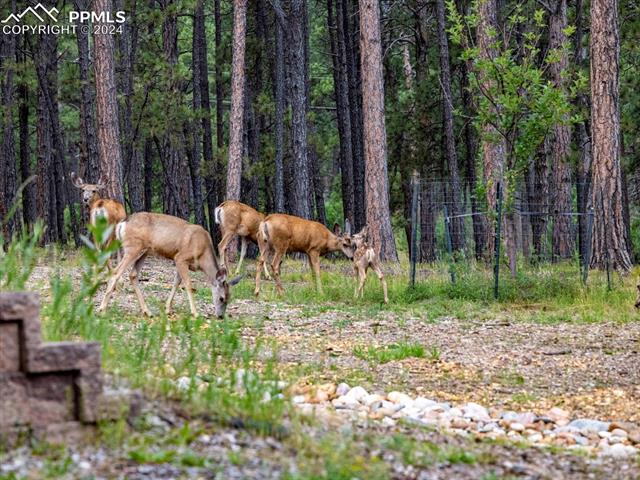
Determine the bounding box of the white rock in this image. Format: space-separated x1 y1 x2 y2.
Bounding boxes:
292 395 306 404
608 436 624 444
175 376 192 391
599 443 638 458
344 386 369 402
463 402 490 422
362 393 385 406
78 461 91 470
510 422 525 432
448 407 463 417
611 428 628 438
598 431 612 439
388 391 413 406
381 417 397 427
332 396 360 409
414 397 437 410
527 433 543 443
336 383 351 396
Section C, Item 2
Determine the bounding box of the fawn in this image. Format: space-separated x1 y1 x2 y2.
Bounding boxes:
351 226 388 304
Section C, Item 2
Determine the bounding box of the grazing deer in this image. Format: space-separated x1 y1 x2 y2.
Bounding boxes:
215 200 268 276
97 212 240 318
71 172 126 258
350 226 388 304
254 214 353 296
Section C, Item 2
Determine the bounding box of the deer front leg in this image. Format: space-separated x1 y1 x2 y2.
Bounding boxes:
353 265 359 299
98 250 140 313
176 260 198 317
270 251 286 295
357 265 367 299
166 271 182 314
308 251 322 294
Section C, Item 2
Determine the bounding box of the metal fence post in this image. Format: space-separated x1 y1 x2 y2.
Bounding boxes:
494 182 502 300
582 207 594 285
443 205 456 284
409 171 419 288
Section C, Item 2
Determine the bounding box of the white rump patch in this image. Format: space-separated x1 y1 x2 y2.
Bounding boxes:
90 207 108 226
116 221 127 241
214 206 224 225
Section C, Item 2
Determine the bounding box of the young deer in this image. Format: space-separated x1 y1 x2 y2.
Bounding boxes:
254 214 353 296
71 172 126 260
215 200 268 275
351 226 388 304
97 212 240 318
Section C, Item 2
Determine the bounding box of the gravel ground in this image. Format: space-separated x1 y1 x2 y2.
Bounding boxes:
3 255 638 479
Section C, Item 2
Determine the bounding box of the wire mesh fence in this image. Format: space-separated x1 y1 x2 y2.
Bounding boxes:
407 176 607 297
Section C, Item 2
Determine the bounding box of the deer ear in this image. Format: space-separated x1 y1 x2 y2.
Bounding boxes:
216 268 227 283
333 223 342 235
229 274 243 286
71 172 84 188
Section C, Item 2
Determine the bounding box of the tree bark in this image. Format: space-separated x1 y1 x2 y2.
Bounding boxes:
477 0 505 258
190 0 206 226
18 37 35 228
213 0 224 213
0 8 17 237
286 0 312 219
589 0 632 271
226 0 248 201
435 0 464 252
548 0 574 259
359 0 397 260
273 12 285 212
328 0 355 227
92 0 124 203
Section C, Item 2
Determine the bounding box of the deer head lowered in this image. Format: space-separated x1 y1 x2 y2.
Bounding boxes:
98 212 242 318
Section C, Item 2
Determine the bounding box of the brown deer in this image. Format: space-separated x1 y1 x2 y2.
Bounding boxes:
97 212 240 318
350 226 388 304
215 200 268 275
71 172 126 256
635 282 640 309
254 214 353 296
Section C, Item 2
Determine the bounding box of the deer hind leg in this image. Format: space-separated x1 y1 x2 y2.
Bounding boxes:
217 231 234 271
165 271 182 314
129 253 152 316
175 260 198 317
98 250 142 313
270 250 286 295
235 236 248 274
353 265 360 299
357 265 367 299
372 261 388 304
254 234 269 297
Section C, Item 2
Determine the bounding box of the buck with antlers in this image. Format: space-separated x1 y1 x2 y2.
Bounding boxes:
71 172 126 251
350 226 388 303
254 214 353 296
215 200 267 275
98 212 241 318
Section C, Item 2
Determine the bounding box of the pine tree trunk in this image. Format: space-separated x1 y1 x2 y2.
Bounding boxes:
92 0 124 203
75 0 100 186
18 38 35 228
435 0 464 251
273 13 285 212
589 0 632 271
359 0 397 261
213 0 224 213
226 0 248 202
549 0 574 259
0 11 17 237
328 0 355 227
477 0 505 258
190 0 206 226
143 138 153 211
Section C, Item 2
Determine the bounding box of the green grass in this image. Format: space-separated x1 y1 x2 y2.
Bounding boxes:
353 342 426 363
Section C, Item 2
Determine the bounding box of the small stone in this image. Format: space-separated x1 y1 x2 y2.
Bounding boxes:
527 433 543 443
78 461 91 470
598 431 611 439
608 436 624 444
388 391 413 406
463 402 491 422
448 407 463 417
413 397 437 410
315 383 337 403
344 386 368 402
479 422 499 433
568 419 611 433
362 394 386 406
610 428 628 438
293 395 306 404
546 407 570 423
510 422 525 432
332 396 360 409
381 417 396 427
599 443 638 458
573 435 589 446
336 383 350 396
628 430 640 444
451 418 469 429
609 421 637 432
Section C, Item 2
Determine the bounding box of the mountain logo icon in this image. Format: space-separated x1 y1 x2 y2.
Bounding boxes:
1 3 59 24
